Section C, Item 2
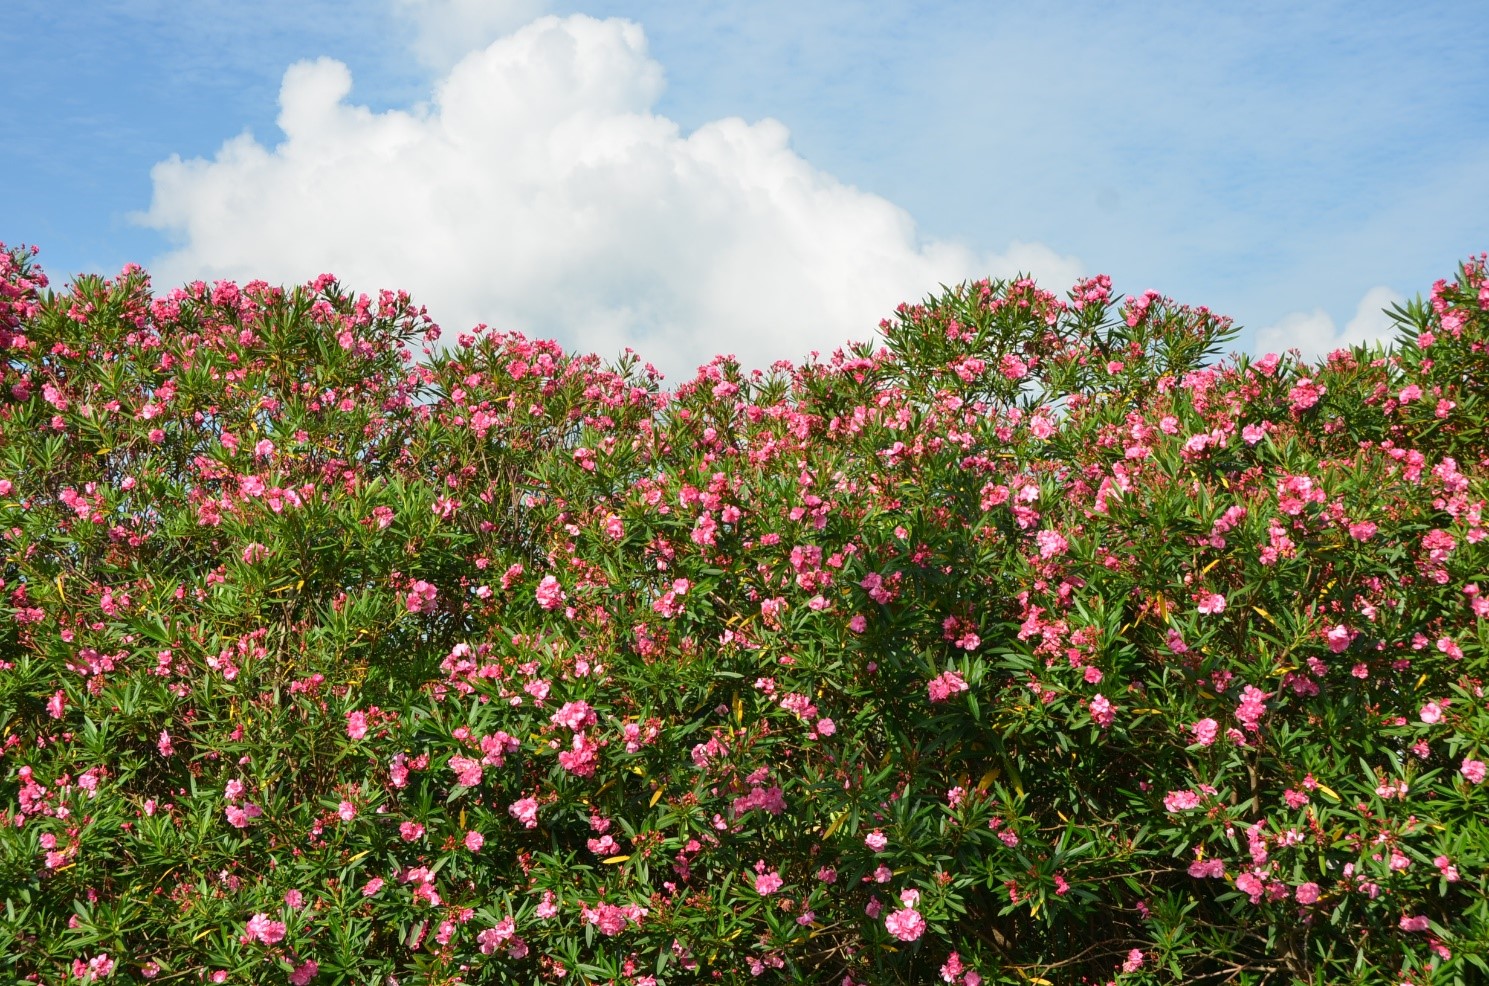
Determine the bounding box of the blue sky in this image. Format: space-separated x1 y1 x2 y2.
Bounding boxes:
5 0 1487 376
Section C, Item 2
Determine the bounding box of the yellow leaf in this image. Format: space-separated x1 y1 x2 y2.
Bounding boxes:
344 850 370 865
823 811 850 839
649 787 664 808
977 769 1000 791
1316 784 1340 802
602 855 630 865
1200 558 1221 575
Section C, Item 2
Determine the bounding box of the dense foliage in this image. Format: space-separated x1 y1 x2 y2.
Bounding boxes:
2 242 1488 985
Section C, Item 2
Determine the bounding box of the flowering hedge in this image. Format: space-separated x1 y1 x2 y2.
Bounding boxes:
2 242 1487 985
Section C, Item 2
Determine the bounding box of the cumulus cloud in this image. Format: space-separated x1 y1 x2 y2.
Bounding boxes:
1253 285 1405 362
140 14 1081 379
392 0 548 71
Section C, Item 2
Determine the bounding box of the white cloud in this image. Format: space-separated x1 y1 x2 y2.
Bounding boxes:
1253 285 1404 362
391 0 549 71
140 14 1081 380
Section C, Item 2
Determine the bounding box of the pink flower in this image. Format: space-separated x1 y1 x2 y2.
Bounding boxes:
754 869 784 895
448 755 483 787
1188 858 1224 879
1122 949 1145 973
361 877 384 897
240 542 268 564
1399 914 1429 932
816 717 836 736
1419 702 1443 724
927 669 969 702
1089 693 1115 728
1461 759 1487 784
1191 718 1219 747
465 830 484 852
337 801 356 822
405 580 437 614
1295 882 1321 905
1325 624 1352 653
884 907 926 941
1164 790 1201 812
399 820 425 842
289 960 318 985
1235 872 1265 904
1034 529 1068 559
865 830 888 851
157 731 174 757
535 575 566 611
74 954 115 981
1196 592 1227 615
1235 685 1269 732
243 913 287 945
509 796 540 828
345 710 368 740
550 700 597 731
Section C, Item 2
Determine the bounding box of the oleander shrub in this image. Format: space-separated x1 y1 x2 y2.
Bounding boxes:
2 243 1488 985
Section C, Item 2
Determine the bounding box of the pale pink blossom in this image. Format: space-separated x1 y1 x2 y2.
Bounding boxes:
884 907 926 941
